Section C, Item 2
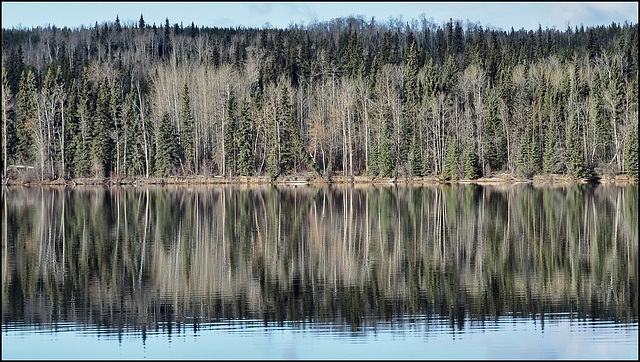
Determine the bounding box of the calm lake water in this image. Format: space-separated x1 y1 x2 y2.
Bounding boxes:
2 183 638 359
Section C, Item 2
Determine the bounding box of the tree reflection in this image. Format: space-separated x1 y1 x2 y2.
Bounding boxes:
2 184 638 335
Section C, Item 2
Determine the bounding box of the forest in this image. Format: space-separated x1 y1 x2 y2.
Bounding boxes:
1 14 638 182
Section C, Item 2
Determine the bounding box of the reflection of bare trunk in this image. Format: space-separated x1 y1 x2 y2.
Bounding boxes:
115 190 119 273
613 190 620 255
61 189 66 275
3 186 638 330
342 187 348 269
139 188 149 286
2 191 7 284
222 189 227 271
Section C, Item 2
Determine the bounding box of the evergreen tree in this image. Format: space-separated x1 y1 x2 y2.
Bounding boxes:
114 15 121 32
401 40 420 176
91 78 113 177
180 82 195 174
462 142 481 179
236 99 255 176
422 58 438 99
266 113 279 179
5 46 24 96
122 90 144 176
482 87 506 172
420 145 432 177
41 63 65 179
224 89 238 176
63 79 79 177
624 123 638 179
155 112 179 176
515 127 541 178
15 68 38 165
590 71 611 165
407 135 423 177
278 86 295 174
606 60 626 169
442 139 458 180
72 77 94 177
138 14 145 29
378 114 394 177
345 30 364 78
542 123 563 174
367 141 380 176
1 67 15 179
109 78 122 176
566 112 586 178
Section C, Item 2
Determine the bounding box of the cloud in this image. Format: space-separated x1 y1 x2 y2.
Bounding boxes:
550 2 638 29
282 3 318 18
248 3 274 15
208 16 237 28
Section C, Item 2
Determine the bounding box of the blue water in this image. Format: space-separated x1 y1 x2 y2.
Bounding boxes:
3 315 637 359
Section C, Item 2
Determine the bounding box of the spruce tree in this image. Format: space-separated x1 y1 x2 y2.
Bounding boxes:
6 46 24 96
2 67 15 179
122 90 144 176
109 79 122 176
542 125 561 174
590 71 611 164
401 40 420 177
224 90 238 176
516 127 541 178
566 113 586 178
138 14 145 29
72 77 94 177
442 139 458 180
16 68 38 165
482 87 506 172
462 143 481 179
91 78 113 177
236 99 255 176
63 79 79 178
367 141 379 176
155 112 179 176
345 30 364 78
278 86 295 174
266 113 279 179
624 123 638 179
378 114 394 178
408 136 423 177
180 82 195 174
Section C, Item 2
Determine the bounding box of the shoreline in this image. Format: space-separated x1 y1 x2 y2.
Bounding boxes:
2 173 637 187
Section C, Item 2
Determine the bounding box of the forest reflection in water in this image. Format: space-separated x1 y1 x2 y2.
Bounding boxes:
2 183 638 343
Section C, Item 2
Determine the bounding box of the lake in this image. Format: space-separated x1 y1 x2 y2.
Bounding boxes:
1 183 638 359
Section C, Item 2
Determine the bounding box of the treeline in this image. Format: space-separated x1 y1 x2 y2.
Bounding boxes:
1 14 638 181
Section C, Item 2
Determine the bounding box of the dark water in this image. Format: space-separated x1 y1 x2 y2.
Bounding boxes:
2 184 638 359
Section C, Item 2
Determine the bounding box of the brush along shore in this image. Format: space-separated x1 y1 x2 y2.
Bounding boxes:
2 172 636 187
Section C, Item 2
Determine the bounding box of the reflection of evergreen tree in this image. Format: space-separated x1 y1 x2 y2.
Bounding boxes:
2 184 637 332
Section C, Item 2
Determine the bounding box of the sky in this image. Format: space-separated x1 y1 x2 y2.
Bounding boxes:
1 1 638 32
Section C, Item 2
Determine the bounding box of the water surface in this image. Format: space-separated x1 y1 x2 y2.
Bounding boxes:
2 184 638 359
